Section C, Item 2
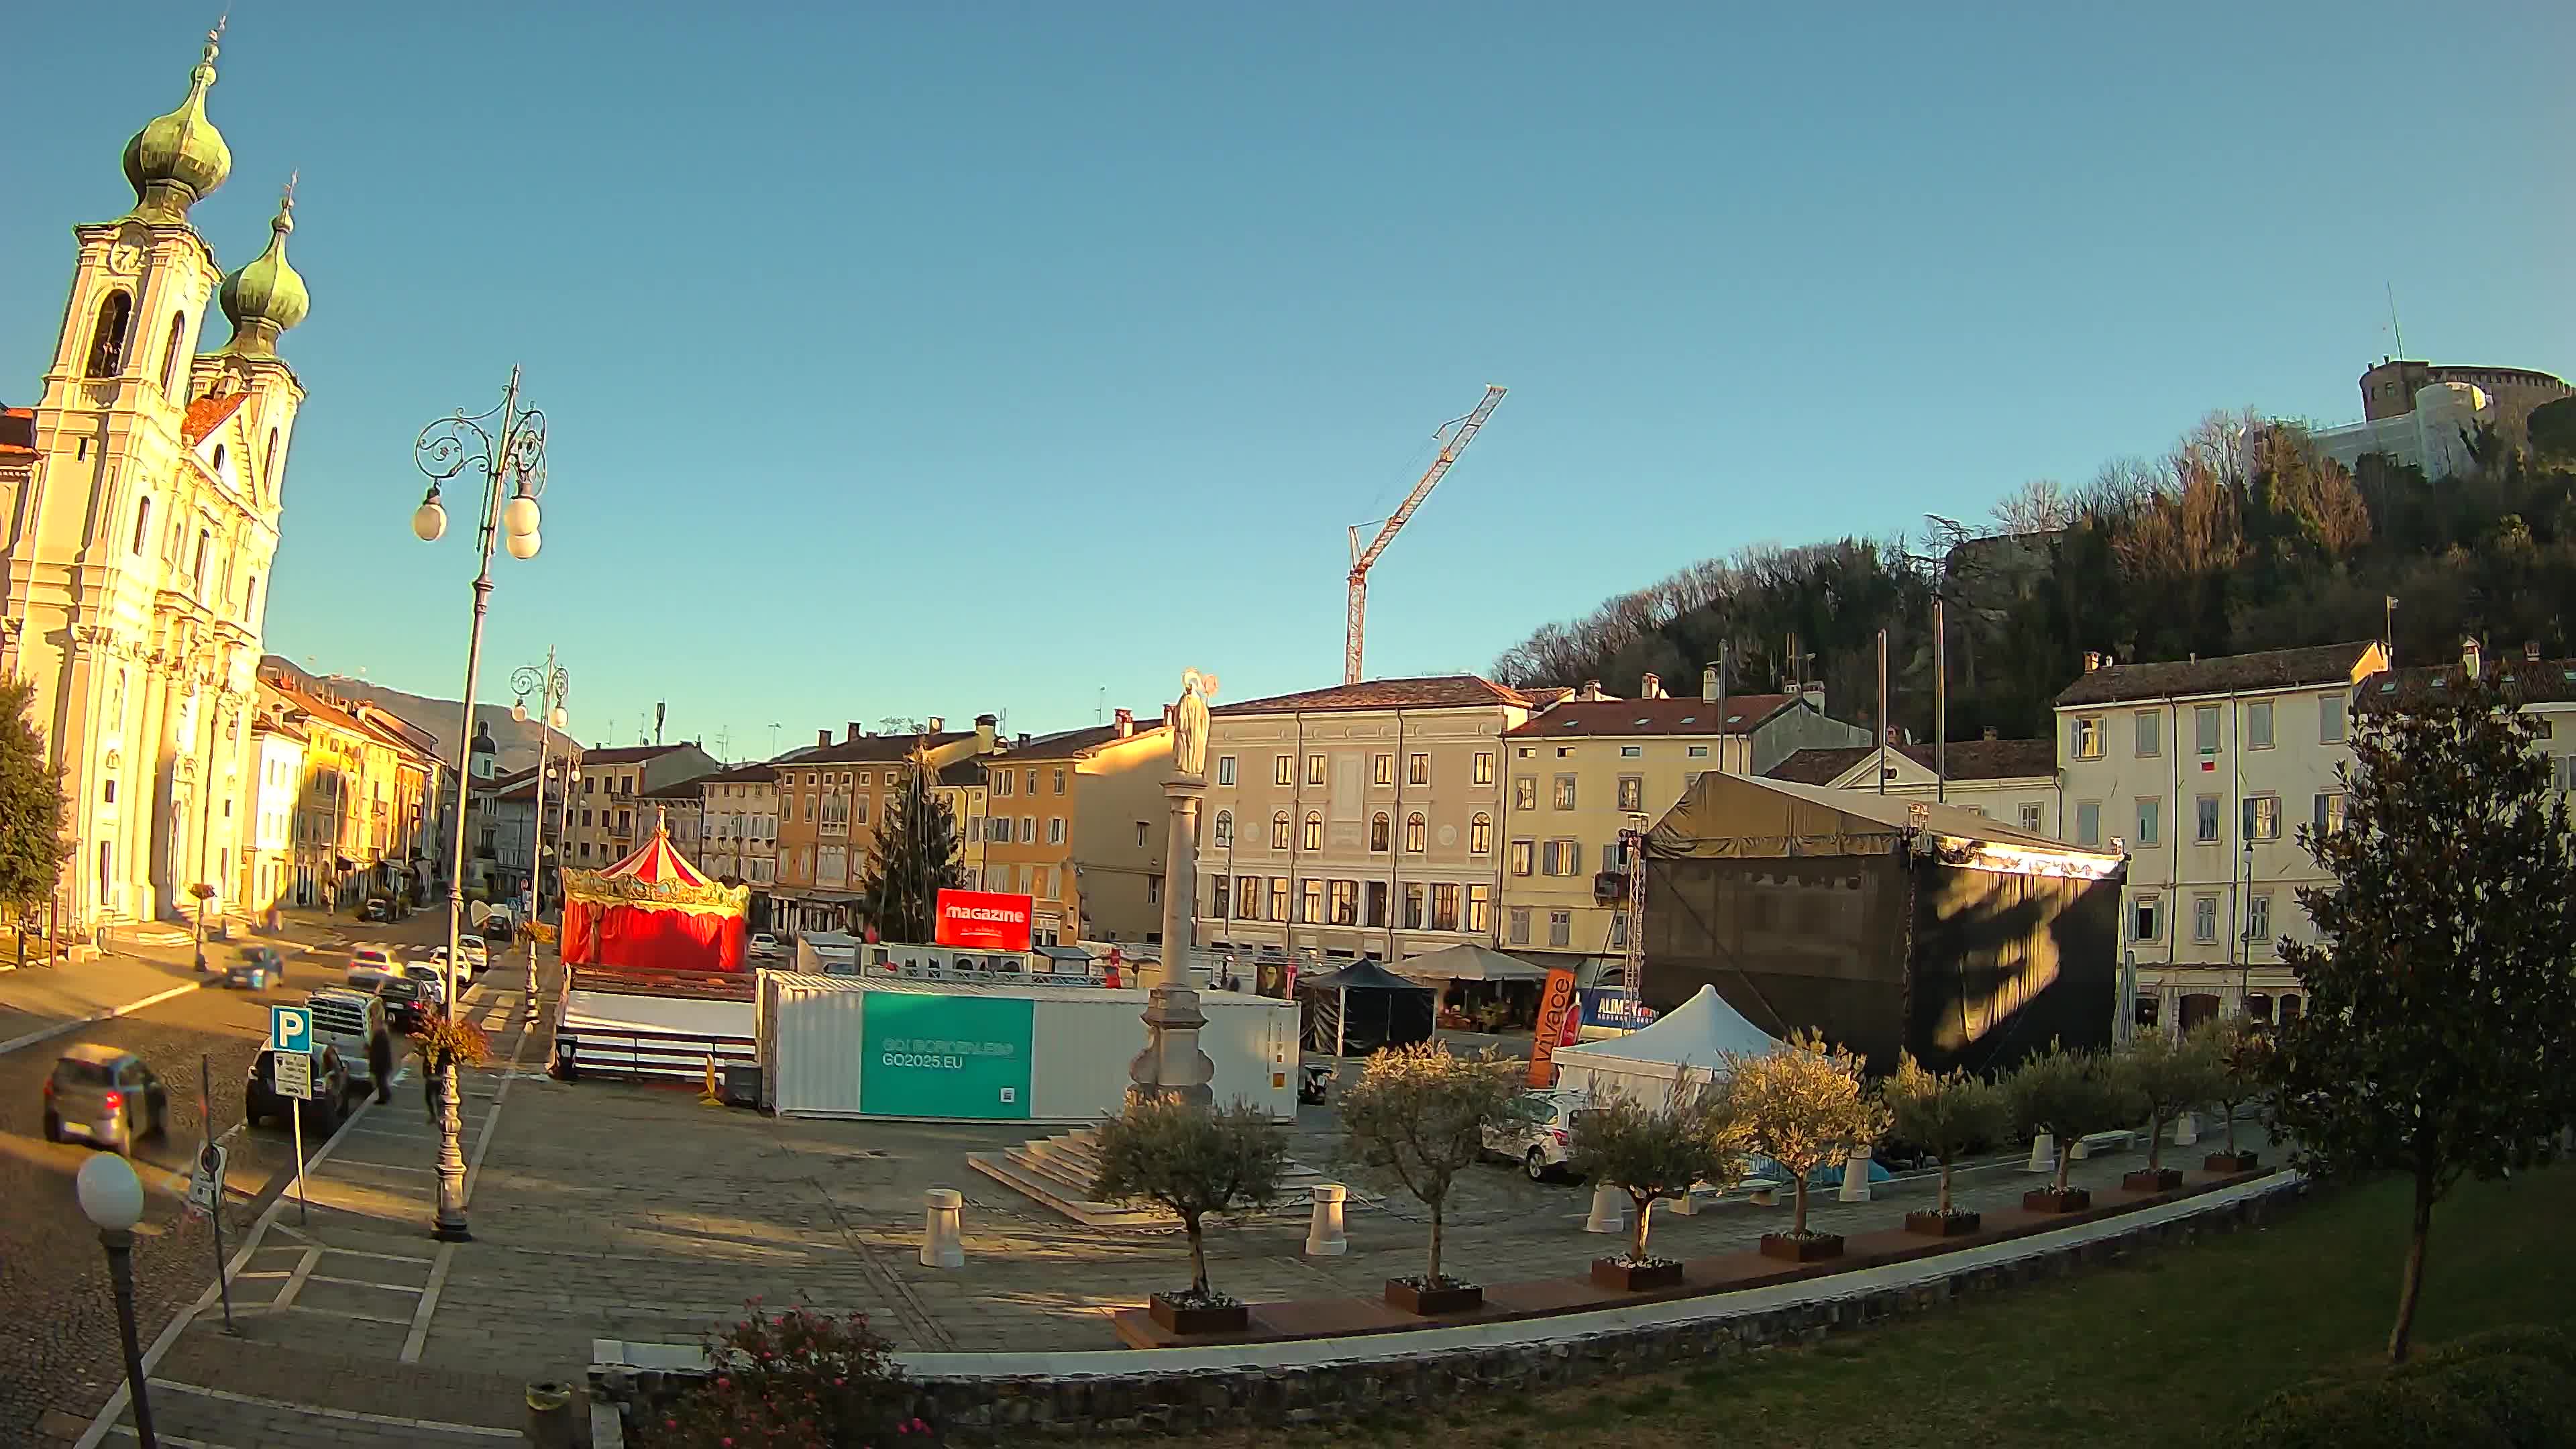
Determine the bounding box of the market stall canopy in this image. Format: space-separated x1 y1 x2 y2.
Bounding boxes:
1549 985 1782 1102
1298 959 1436 1056
561 809 751 974
1392 943 1548 982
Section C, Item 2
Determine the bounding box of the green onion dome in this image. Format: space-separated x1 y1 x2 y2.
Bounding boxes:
217 186 309 357
122 30 231 225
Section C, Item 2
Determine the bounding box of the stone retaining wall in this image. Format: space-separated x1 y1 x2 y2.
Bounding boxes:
594 1176 2307 1443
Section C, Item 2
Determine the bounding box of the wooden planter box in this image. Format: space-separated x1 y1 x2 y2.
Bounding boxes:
1905 1209 1982 1238
2023 1187 2092 1214
2204 1150 2261 1174
1148 1293 1249 1336
1590 1257 1684 1292
1760 1232 1845 1263
1383 1278 1484 1316
2123 1167 2185 1193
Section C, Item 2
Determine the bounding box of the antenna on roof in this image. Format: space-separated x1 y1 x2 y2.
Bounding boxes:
2385 282 2405 358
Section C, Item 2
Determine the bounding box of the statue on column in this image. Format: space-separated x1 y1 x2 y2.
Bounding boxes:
1170 669 1216 781
1131 667 1220 1108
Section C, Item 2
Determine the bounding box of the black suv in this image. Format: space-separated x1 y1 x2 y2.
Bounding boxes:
245 1045 351 1134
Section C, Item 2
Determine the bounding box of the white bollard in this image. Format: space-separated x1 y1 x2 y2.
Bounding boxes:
1837 1145 1873 1203
1585 1182 1629 1234
2173 1112 2198 1146
1304 1183 1348 1256
2026 1132 2057 1175
919 1188 964 1269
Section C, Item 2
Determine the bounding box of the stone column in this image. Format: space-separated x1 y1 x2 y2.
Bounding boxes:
1304 1184 1348 1256
1837 1144 1873 1202
1128 772 1214 1108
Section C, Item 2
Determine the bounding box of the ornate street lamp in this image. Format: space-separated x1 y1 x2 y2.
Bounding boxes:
512 650 568 1025
78 1154 157 1446
411 367 547 1242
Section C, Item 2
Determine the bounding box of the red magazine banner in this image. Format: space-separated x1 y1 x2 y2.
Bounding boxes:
934 889 1034 951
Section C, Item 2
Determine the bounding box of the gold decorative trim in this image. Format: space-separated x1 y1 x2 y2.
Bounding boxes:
561 868 748 915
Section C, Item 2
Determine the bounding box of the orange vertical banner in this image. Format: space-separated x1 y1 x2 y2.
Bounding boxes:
1528 967 1580 1087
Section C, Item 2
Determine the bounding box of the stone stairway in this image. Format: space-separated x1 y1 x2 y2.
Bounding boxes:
967 1126 1330 1230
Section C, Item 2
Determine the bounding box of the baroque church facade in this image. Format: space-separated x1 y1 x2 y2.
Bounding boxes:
0 29 311 928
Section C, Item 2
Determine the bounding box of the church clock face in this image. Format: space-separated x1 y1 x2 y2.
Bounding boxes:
105 241 146 277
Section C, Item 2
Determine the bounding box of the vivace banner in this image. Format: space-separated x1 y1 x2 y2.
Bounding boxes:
934 889 1035 951
1527 967 1580 1087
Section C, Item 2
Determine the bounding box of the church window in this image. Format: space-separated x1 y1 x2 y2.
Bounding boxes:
159 312 187 394
87 291 133 378
243 574 258 619
212 444 226 475
194 529 210 591
264 429 279 490
131 496 153 556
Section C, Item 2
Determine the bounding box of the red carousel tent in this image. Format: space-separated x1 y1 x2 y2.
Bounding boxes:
560 810 749 973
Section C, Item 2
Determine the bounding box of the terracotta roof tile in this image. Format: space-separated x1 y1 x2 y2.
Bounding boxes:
1766 738 2057 786
2054 642 2383 707
1001 721 1167 760
1504 694 1799 739
580 743 698 766
775 732 974 766
180 392 246 447
1212 676 1531 716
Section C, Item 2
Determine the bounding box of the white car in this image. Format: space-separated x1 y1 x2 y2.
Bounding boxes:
348 946 397 975
400 963 449 1006
457 934 490 973
749 932 782 961
1484 1089 1600 1182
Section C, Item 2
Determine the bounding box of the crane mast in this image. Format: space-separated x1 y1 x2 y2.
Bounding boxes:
1344 384 1507 685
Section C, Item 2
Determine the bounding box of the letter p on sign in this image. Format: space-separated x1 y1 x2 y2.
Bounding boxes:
270 1005 312 1055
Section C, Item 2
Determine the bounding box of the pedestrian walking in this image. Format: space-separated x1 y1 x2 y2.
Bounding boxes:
369 1030 393 1104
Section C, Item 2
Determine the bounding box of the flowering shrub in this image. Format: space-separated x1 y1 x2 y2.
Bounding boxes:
636 1300 929 1448
409 1016 490 1069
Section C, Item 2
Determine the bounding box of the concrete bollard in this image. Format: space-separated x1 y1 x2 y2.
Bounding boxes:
2026 1132 2057 1175
2174 1111 2198 1146
1838 1145 1873 1203
920 1188 965 1269
1585 1182 1628 1234
524 1381 577 1449
1304 1184 1348 1256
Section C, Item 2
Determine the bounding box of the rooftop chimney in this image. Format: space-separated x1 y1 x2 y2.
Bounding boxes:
1114 708 1134 738
1701 666 1719 703
1017 733 1030 747
1801 682 1824 707
1579 679 1603 701
1640 672 1663 699
2462 637 2483 680
2526 641 2542 663
1982 726 1999 741
975 714 998 751
2082 651 2102 672
926 716 945 733
817 728 831 748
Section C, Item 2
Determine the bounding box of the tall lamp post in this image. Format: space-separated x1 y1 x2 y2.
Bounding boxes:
512 651 568 1026
77 1154 157 1448
411 368 547 1242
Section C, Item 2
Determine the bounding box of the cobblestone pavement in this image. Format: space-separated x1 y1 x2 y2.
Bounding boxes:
46 916 537 1449
0 922 361 1447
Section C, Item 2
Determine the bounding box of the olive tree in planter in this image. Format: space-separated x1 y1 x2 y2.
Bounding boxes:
1566 1079 1741 1292
2006 1040 2137 1213
2192 1018 2267 1173
1090 1097 1289 1335
2113 1026 2218 1193
1724 1032 1889 1262
1337 1042 1523 1316
1883 1053 2006 1237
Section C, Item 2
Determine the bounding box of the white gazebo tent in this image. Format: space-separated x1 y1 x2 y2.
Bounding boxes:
1390 943 1548 983
1548 984 1781 1102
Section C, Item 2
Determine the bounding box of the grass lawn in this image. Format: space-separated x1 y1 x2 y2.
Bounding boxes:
1139 1165 2576 1448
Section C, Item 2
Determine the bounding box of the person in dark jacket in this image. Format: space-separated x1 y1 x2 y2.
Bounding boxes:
369 1030 393 1104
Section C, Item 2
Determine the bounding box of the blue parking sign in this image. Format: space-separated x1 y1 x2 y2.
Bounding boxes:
269 1004 312 1055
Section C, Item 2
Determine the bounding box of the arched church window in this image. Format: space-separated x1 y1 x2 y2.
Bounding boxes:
264 429 279 490
194 529 211 591
243 574 258 620
212 444 227 474
87 291 133 378
131 496 153 556
159 312 187 395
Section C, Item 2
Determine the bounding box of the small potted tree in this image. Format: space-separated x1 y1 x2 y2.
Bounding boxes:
2112 1026 2214 1193
1725 1032 1888 1262
1090 1097 1287 1335
1883 1053 2006 1237
2006 1039 2135 1213
2192 1018 2267 1173
1567 1080 1739 1292
1338 1042 1522 1315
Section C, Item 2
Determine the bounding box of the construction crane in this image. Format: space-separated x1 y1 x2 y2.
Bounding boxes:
1344 384 1508 684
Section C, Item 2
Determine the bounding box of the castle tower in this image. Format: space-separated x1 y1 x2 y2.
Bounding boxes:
1 28 313 928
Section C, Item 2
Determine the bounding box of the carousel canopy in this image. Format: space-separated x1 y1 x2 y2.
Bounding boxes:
564 809 747 916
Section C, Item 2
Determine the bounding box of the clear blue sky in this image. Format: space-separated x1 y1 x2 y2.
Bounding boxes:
7 2 2569 759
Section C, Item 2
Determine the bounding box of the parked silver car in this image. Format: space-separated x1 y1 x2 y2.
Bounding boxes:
42 1044 169 1155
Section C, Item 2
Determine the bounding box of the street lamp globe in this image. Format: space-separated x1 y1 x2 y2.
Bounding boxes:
411 496 448 543
76 1153 144 1232
511 700 529 724
548 704 567 730
502 494 541 539
506 530 541 561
